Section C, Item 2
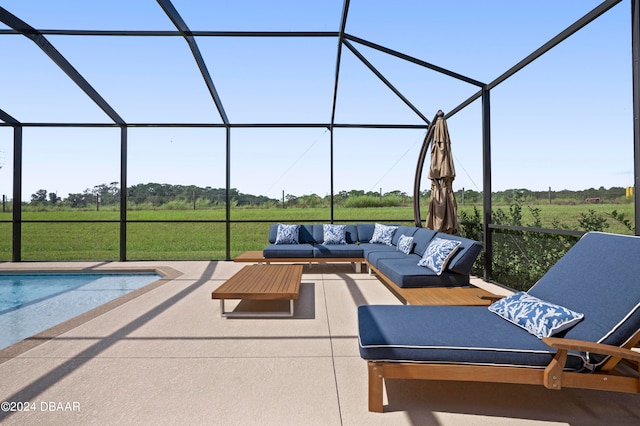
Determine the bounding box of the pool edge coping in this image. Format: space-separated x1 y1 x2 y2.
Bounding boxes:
0 265 183 363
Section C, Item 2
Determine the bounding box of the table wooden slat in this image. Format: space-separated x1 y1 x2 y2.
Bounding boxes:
211 264 303 301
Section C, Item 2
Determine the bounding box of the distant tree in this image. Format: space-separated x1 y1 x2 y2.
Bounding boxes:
285 194 298 207
48 192 60 204
384 190 408 198
93 182 119 205
459 189 481 204
31 189 47 203
66 193 87 208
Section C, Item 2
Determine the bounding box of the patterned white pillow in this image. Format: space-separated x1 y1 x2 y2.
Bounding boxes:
275 224 299 244
417 237 461 274
396 235 414 254
488 292 584 338
369 223 398 246
323 224 346 245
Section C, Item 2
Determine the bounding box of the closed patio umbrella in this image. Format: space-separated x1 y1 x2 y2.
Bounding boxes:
426 111 458 234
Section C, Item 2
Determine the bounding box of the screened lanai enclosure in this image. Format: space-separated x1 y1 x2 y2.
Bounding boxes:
1 1 639 284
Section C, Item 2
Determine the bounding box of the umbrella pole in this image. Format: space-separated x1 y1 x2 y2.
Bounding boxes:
413 110 443 227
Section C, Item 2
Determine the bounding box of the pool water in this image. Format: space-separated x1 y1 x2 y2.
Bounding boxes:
0 273 161 350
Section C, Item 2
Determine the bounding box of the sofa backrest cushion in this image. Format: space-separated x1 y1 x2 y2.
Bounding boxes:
298 224 315 244
268 224 315 244
344 224 358 244
431 234 482 275
268 224 278 243
311 225 324 243
356 224 375 243
527 232 640 352
391 225 419 246
412 228 438 256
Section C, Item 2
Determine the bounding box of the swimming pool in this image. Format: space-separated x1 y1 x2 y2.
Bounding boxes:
0 272 162 351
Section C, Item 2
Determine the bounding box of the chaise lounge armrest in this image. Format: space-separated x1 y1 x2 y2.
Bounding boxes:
542 337 640 391
542 337 640 363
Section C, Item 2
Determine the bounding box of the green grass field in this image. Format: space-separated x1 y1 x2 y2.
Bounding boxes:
0 203 634 261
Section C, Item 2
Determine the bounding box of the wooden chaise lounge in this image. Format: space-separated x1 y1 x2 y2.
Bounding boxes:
358 232 640 412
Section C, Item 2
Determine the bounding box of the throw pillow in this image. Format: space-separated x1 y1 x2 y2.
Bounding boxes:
369 223 398 246
396 235 414 255
323 224 346 245
275 224 300 245
488 292 585 338
417 237 461 275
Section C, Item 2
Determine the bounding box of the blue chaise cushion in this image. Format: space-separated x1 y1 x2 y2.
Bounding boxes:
358 305 586 370
527 232 640 366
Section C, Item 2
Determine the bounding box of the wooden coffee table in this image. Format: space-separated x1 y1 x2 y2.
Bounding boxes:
211 264 303 318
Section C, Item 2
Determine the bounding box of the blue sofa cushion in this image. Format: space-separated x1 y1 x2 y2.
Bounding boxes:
436 235 483 275
412 228 438 256
391 225 419 245
268 224 316 244
323 224 346 244
298 224 316 244
417 237 461 275
358 305 586 371
489 292 584 338
527 232 640 367
366 249 410 269
268 224 278 243
360 244 398 265
275 224 299 244
343 224 359 244
313 244 364 258
356 224 375 243
377 256 469 287
369 223 398 246
263 244 315 258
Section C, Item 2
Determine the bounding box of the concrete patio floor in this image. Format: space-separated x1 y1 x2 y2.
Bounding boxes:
1 260 639 425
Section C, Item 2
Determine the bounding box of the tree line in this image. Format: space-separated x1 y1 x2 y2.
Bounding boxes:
28 183 273 209
22 183 631 209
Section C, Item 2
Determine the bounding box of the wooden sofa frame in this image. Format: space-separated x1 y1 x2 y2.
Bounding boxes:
235 251 496 306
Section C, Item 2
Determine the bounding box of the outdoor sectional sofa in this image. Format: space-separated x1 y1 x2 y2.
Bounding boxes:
263 223 482 289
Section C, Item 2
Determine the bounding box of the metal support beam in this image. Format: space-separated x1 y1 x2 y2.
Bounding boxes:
343 40 430 124
225 128 231 259
119 126 127 261
344 34 485 88
481 88 492 280
329 0 351 222
633 0 640 235
0 7 125 125
12 126 22 261
0 109 19 125
0 29 340 37
330 126 335 223
157 0 229 126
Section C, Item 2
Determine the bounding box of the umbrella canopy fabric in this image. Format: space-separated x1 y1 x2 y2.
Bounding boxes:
426 115 458 234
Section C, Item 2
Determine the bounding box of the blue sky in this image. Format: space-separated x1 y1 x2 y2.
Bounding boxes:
0 0 635 200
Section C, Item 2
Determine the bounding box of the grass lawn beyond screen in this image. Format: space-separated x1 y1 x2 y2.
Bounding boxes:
0 203 633 261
